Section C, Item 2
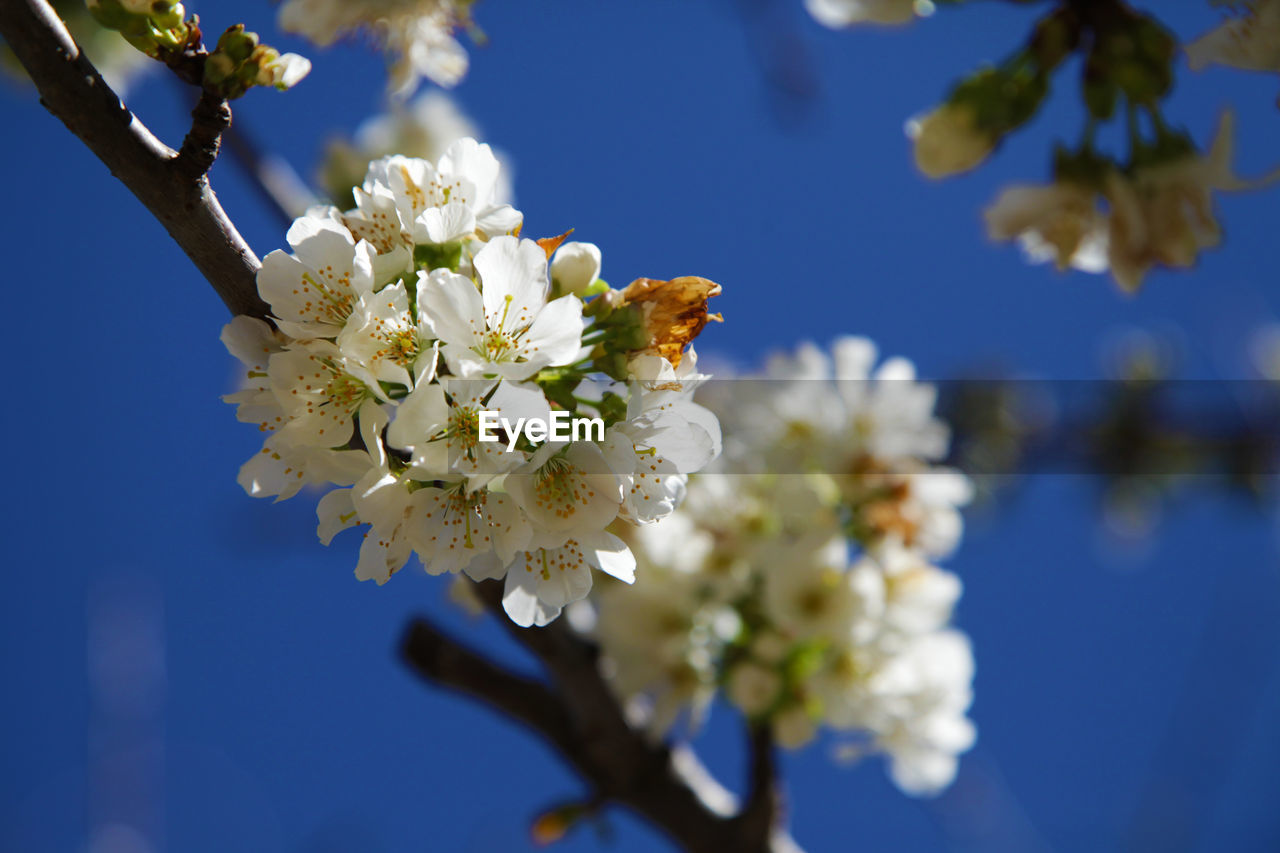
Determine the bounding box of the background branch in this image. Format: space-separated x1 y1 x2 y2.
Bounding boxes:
0 0 268 319
401 580 799 853
221 118 319 227
400 617 577 750
739 723 784 845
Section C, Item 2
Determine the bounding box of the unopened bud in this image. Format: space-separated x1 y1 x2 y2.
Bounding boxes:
215 24 259 64
550 241 602 296
86 0 190 56
205 25 310 98
907 102 995 179
257 51 312 90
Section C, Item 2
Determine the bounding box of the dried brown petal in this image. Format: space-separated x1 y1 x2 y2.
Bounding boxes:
617 276 723 368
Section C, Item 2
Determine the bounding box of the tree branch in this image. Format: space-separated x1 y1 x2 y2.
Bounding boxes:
0 0 268 319
176 87 231 181
402 582 798 853
400 617 578 751
737 723 784 845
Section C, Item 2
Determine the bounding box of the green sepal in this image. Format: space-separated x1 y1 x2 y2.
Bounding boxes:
596 391 629 427
536 371 583 414
414 241 464 272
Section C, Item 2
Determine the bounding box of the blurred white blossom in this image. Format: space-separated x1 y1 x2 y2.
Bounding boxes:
592 338 976 795
1186 1 1280 81
278 0 477 94
319 93 512 209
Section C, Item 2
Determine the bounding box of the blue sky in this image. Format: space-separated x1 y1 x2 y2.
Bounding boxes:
2 1 1278 851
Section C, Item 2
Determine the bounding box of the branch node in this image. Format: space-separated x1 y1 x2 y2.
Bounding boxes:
175 88 230 181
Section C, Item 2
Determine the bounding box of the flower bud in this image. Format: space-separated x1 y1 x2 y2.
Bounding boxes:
550 241 602 296
257 51 312 90
205 25 310 98
906 102 995 179
86 0 189 56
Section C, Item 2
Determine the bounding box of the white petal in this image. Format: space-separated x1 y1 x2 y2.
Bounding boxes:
587 532 636 583
474 236 549 328
519 295 584 369
503 564 553 627
387 382 449 453
316 488 358 545
418 268 485 352
220 316 280 368
438 138 501 204
414 200 476 245
475 205 523 237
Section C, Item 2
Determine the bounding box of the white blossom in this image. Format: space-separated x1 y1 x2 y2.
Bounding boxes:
1104 112 1273 292
506 442 625 545
278 0 474 93
984 181 1110 273
257 215 378 340
421 236 584 380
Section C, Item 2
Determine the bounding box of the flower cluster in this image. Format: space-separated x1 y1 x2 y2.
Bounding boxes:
588 339 976 795
318 92 511 213
983 111 1277 292
87 1 310 97
203 25 311 98
809 0 1279 292
278 0 479 94
222 138 723 626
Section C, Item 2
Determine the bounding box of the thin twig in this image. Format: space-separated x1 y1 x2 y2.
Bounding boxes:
0 0 268 319
222 119 319 227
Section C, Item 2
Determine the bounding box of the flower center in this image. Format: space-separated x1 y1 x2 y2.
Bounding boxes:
324 372 370 412
532 458 590 520
450 405 480 454
383 328 420 365
301 270 355 325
